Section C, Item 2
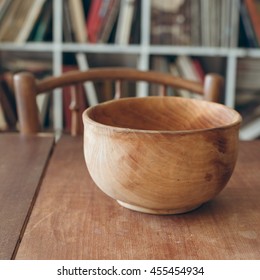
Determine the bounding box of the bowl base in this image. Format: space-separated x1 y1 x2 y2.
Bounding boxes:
117 200 202 215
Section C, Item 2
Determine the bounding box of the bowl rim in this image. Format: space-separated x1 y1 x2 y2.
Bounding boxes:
82 96 242 135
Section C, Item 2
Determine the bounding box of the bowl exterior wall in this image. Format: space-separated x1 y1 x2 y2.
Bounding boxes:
83 120 240 212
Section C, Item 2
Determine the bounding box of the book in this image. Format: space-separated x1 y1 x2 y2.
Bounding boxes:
241 0 258 48
169 62 191 98
236 58 260 90
209 0 215 46
94 80 114 103
68 0 88 43
0 0 23 41
190 0 200 46
86 0 103 43
150 56 173 96
236 90 260 138
244 0 260 45
151 0 192 45
128 0 140 44
0 0 12 24
75 53 98 106
229 0 240 47
175 55 201 82
0 102 7 131
175 55 203 98
115 0 135 45
63 0 75 42
97 0 120 43
192 59 205 82
221 0 232 47
211 0 221 46
236 90 260 106
200 0 210 46
238 99 260 124
36 93 50 128
239 117 260 140
15 0 46 43
28 0 52 42
3 53 52 73
0 75 17 129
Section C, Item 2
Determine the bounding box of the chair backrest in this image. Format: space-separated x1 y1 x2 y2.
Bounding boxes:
13 67 224 136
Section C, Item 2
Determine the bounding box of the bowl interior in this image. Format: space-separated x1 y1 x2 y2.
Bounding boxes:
85 97 241 132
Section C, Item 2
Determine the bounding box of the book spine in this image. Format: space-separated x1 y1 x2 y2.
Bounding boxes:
245 0 260 45
68 0 88 43
75 53 98 106
15 0 46 43
86 0 103 43
115 0 135 45
97 0 120 43
240 0 259 47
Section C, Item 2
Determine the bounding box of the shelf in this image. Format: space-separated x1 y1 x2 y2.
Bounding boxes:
3 42 260 59
0 0 259 139
0 43 55 52
61 43 142 54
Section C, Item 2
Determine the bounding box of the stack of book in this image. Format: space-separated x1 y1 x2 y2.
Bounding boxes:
0 0 52 43
0 0 139 44
150 0 239 47
64 0 139 45
150 55 205 98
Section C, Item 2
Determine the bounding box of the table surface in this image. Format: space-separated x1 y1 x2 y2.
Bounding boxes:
11 136 260 260
0 133 54 259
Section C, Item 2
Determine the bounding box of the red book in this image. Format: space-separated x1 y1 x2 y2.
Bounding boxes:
86 0 103 43
86 0 120 43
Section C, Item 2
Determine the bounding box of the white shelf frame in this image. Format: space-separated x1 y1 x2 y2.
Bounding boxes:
3 43 260 56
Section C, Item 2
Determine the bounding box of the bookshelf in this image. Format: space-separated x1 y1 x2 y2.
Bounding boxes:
0 0 260 139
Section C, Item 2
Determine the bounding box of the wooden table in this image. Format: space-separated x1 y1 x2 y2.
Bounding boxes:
0 133 54 259
10 136 260 260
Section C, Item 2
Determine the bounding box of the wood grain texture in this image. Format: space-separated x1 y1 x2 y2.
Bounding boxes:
14 72 40 135
0 133 54 259
83 97 241 214
15 136 260 260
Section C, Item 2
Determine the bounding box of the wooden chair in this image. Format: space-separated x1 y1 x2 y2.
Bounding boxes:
13 67 224 136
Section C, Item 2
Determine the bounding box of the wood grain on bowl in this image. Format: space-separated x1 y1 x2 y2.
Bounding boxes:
83 97 241 214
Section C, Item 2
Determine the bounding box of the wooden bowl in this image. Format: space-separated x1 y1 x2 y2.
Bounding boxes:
82 97 241 214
